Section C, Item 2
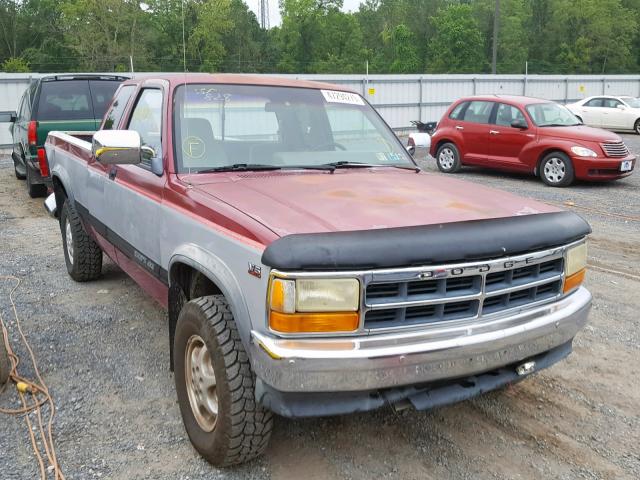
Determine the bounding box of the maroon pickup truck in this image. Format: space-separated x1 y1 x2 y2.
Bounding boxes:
44 74 592 466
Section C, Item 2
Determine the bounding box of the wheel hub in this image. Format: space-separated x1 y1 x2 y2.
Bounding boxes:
439 148 455 169
544 157 565 183
185 335 218 432
65 219 74 265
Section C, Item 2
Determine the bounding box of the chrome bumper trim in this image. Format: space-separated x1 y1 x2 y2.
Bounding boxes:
250 287 591 392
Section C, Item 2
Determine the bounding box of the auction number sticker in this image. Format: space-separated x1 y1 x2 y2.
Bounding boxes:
321 90 365 105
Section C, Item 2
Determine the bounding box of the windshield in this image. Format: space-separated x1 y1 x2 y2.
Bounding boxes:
526 103 580 127
621 97 640 108
173 84 413 173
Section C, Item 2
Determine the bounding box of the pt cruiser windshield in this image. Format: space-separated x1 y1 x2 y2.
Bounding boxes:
173 84 414 173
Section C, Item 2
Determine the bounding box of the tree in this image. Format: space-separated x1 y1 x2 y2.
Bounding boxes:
428 4 486 73
381 24 419 73
550 0 637 73
2 56 30 72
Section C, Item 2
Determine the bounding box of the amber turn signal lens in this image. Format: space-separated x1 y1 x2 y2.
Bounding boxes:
269 311 359 334
563 268 586 293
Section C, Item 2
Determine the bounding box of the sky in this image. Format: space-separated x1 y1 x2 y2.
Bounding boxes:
245 0 364 28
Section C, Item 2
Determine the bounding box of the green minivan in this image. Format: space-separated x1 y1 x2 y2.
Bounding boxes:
1 75 126 197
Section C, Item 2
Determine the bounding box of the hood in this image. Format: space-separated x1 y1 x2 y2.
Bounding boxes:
188 169 559 238
537 124 620 143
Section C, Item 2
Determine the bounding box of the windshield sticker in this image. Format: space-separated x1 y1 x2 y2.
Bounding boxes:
321 90 365 106
377 152 404 163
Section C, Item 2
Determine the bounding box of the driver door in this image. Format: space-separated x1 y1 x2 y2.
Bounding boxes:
97 87 166 274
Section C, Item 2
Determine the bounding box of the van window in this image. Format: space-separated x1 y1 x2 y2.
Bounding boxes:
462 101 493 124
103 85 136 130
37 80 92 121
89 80 122 120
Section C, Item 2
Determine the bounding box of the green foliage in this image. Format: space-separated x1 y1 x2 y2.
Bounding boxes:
2 57 30 72
0 0 638 74
428 4 486 73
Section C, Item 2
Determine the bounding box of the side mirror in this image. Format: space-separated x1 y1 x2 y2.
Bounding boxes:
406 145 415 156
510 119 528 129
0 111 17 123
93 130 142 165
616 104 627 110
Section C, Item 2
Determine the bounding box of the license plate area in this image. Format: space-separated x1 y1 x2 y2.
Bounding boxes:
621 160 633 172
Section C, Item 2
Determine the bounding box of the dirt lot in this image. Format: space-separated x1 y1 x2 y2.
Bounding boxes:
0 136 638 480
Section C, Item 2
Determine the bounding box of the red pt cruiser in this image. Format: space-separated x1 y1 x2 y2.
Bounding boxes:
430 95 636 187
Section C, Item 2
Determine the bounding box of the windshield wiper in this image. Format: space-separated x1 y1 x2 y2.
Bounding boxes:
198 163 338 173
322 161 420 172
541 123 581 127
198 163 283 173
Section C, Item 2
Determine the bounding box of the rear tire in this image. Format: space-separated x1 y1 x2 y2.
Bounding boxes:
26 165 47 198
539 152 574 187
60 201 103 281
174 295 273 467
13 154 26 180
0 329 10 386
435 142 462 173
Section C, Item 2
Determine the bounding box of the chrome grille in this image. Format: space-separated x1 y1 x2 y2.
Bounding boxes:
363 253 564 330
601 141 629 157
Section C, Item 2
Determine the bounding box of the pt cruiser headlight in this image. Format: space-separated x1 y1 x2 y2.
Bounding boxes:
268 277 360 333
563 243 587 293
570 146 598 157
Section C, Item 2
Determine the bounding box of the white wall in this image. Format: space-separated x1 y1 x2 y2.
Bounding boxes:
2 73 640 148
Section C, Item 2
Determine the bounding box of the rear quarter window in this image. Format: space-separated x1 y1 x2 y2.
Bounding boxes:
90 80 123 120
449 102 468 120
37 80 92 121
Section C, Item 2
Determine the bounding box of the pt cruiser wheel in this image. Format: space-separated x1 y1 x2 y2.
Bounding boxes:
174 295 273 467
540 152 574 187
435 142 462 173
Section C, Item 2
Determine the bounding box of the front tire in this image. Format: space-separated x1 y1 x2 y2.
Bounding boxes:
540 152 574 187
435 142 462 173
634 119 640 135
174 296 273 467
60 201 103 281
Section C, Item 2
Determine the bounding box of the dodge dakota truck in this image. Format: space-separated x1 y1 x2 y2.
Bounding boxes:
43 74 592 467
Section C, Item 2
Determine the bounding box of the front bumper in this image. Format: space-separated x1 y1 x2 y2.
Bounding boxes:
572 154 635 180
250 287 591 393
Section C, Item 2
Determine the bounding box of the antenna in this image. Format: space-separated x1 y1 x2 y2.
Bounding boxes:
181 0 191 174
259 0 270 29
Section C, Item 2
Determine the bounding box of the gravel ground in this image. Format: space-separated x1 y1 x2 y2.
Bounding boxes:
0 135 639 480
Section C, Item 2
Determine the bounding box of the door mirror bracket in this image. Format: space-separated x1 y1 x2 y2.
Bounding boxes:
510 120 528 129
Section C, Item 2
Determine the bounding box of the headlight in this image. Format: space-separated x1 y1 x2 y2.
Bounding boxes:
570 146 597 157
564 243 587 293
268 277 360 333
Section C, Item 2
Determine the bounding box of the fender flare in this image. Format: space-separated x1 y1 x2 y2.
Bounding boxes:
50 163 76 206
168 244 254 349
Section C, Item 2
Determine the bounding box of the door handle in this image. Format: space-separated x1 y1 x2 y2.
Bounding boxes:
455 126 464 130
489 130 500 135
